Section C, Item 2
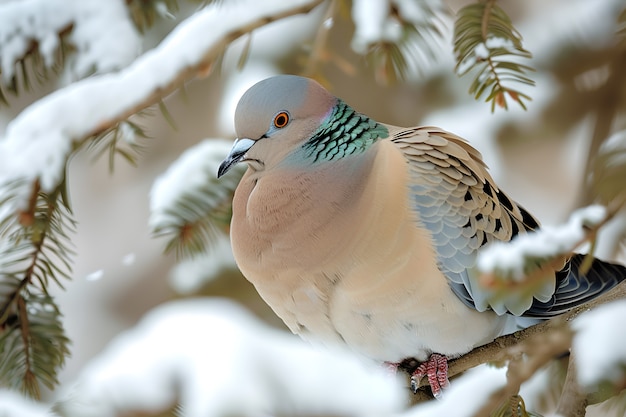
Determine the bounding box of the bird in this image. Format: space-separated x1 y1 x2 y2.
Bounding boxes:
217 74 626 398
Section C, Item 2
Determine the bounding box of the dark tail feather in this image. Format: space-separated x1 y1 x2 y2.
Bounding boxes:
522 254 626 318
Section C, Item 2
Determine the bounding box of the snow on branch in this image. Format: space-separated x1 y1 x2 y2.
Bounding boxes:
57 299 405 417
0 0 323 204
573 300 626 390
477 205 609 286
0 389 50 417
0 0 140 83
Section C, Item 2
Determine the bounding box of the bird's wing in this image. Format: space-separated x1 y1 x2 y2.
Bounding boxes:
390 126 550 315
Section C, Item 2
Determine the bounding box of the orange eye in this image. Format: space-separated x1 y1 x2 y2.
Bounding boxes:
273 111 290 128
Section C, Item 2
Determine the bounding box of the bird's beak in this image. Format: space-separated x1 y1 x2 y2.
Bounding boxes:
217 138 255 178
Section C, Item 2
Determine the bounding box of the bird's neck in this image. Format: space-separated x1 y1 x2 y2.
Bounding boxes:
301 100 389 163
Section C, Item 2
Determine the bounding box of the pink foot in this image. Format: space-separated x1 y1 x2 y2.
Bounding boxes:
410 353 450 399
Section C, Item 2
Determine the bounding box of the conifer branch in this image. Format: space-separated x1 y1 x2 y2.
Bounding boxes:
0 22 73 106
453 0 535 111
364 1 446 85
126 0 180 32
150 140 245 259
0 182 74 398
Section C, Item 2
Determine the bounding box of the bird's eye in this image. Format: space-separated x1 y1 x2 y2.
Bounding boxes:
273 111 290 128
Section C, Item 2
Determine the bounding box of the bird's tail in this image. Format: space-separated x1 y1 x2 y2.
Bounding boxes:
522 254 626 318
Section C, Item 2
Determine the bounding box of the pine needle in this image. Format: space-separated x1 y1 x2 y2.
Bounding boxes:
453 1 535 111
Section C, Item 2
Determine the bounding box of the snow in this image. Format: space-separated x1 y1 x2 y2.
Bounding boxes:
59 298 405 417
474 43 489 59
149 138 237 229
572 300 626 389
402 365 507 417
477 205 607 281
169 235 236 294
0 390 50 417
0 0 140 82
0 0 320 208
485 37 515 50
351 0 402 53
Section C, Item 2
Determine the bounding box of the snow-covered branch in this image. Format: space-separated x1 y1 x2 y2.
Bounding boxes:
477 205 609 286
0 0 323 202
0 0 140 83
56 299 404 417
0 389 50 417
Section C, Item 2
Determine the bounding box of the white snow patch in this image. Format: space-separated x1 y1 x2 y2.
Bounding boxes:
0 390 50 417
169 235 236 294
474 43 489 59
402 365 507 417
485 36 514 50
477 205 607 280
572 300 626 388
59 299 405 417
0 0 140 82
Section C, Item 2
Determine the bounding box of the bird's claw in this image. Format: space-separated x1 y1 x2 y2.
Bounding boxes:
410 353 450 399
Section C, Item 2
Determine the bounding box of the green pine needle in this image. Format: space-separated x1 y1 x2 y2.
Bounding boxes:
151 160 245 260
86 120 150 174
365 2 446 85
0 181 75 398
454 1 535 111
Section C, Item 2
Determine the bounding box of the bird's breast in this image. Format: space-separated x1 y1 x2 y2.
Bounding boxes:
230 141 506 361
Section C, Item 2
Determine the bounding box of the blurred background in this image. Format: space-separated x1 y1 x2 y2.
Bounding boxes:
1 0 624 413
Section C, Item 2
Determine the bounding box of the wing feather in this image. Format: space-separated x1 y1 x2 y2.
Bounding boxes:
390 125 544 312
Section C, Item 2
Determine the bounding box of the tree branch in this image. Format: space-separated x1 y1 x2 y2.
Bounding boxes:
409 280 626 403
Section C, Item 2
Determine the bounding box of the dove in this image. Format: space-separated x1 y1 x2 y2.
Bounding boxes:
217 75 626 398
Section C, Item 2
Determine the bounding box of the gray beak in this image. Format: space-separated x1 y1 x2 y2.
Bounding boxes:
217 138 255 178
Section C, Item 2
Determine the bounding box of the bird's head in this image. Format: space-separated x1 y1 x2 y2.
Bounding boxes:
217 75 337 178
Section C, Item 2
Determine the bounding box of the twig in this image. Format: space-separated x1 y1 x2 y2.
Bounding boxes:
555 350 588 417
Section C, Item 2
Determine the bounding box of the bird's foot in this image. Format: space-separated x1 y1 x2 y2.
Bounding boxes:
410 353 450 399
